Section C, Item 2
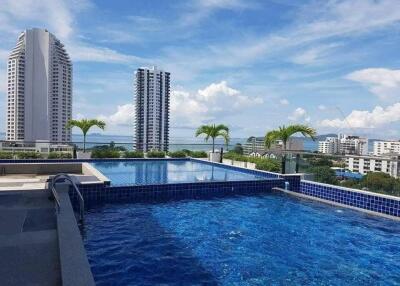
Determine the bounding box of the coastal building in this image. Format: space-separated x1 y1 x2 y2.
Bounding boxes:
339 135 368 155
134 66 170 152
318 137 339 154
6 28 72 143
346 154 400 178
0 140 73 154
318 134 368 155
243 136 303 156
373 141 400 156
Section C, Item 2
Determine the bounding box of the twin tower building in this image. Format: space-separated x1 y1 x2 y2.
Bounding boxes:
6 28 170 152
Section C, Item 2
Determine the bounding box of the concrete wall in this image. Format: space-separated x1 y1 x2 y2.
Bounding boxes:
0 163 82 175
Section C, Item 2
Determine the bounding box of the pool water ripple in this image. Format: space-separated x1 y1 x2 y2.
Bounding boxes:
83 192 400 285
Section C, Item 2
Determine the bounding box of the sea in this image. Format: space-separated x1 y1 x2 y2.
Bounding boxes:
0 132 319 152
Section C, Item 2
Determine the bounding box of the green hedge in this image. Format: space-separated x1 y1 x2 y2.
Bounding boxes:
181 150 208 158
0 151 13 159
189 151 208 158
223 151 280 172
124 151 144 158
91 149 120 159
168 150 187 158
48 152 72 159
16 152 42 159
146 151 166 158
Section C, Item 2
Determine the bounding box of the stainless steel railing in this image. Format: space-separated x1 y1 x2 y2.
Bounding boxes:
50 173 85 221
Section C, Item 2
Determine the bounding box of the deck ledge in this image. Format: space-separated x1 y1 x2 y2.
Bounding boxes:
56 185 95 286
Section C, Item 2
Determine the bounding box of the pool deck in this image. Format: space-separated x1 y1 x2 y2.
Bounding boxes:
0 186 95 286
0 190 61 285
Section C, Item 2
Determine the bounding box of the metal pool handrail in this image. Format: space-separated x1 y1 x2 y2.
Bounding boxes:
50 173 85 222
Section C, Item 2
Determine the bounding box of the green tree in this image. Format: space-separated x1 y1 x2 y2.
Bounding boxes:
67 119 106 152
361 172 400 195
265 124 317 174
309 166 338 185
195 124 229 153
233 143 244 155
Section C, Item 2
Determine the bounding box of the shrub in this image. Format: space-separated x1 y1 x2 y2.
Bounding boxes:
168 150 187 158
146 150 166 158
190 151 208 158
254 158 280 172
16 152 42 159
124 151 144 158
0 151 13 159
48 152 72 159
233 143 244 155
91 149 120 159
223 151 281 172
180 150 208 158
308 166 338 185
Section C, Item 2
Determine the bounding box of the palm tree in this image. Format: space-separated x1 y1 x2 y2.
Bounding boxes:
195 124 229 153
265 124 317 174
67 119 106 152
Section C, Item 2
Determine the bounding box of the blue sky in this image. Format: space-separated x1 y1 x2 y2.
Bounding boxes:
1 0 400 139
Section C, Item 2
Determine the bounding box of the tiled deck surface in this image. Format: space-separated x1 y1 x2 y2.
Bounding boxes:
0 191 61 285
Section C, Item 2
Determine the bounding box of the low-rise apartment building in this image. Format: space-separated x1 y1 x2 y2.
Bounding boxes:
373 141 400 156
318 137 339 154
318 134 368 155
0 140 73 154
346 154 400 178
243 136 303 156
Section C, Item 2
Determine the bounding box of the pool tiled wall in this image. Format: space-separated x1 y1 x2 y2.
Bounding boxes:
70 179 285 208
298 180 400 218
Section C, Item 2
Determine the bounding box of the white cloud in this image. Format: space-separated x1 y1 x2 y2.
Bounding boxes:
68 44 144 64
0 0 75 40
318 105 327 110
319 102 400 129
0 0 143 65
280 98 289 105
98 104 135 126
346 68 400 100
168 0 400 77
288 107 310 122
180 0 253 26
290 44 341 65
198 0 250 9
171 81 263 126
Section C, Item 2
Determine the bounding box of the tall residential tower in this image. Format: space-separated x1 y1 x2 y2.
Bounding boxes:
134 67 170 152
6 28 72 143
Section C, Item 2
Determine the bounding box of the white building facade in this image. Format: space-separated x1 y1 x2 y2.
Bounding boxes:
318 134 368 155
134 67 170 152
346 155 400 178
373 141 400 156
318 137 339 154
244 136 304 155
6 28 72 143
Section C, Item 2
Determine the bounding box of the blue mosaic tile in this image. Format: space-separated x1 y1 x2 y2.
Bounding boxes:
297 181 400 217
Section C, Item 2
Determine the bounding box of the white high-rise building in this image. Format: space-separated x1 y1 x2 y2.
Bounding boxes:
134 67 170 152
373 141 400 156
6 28 72 143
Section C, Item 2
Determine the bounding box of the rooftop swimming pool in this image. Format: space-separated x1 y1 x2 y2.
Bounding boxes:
83 192 400 285
90 159 268 186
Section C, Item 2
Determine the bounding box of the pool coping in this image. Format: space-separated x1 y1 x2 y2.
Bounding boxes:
56 184 95 286
274 187 400 221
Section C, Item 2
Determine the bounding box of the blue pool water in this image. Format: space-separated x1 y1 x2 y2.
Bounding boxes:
83 192 400 285
90 160 267 186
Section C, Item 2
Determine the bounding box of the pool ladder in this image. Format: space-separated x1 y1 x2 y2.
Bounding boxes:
49 173 85 222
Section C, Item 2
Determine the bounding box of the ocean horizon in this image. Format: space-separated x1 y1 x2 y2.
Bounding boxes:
0 132 319 152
